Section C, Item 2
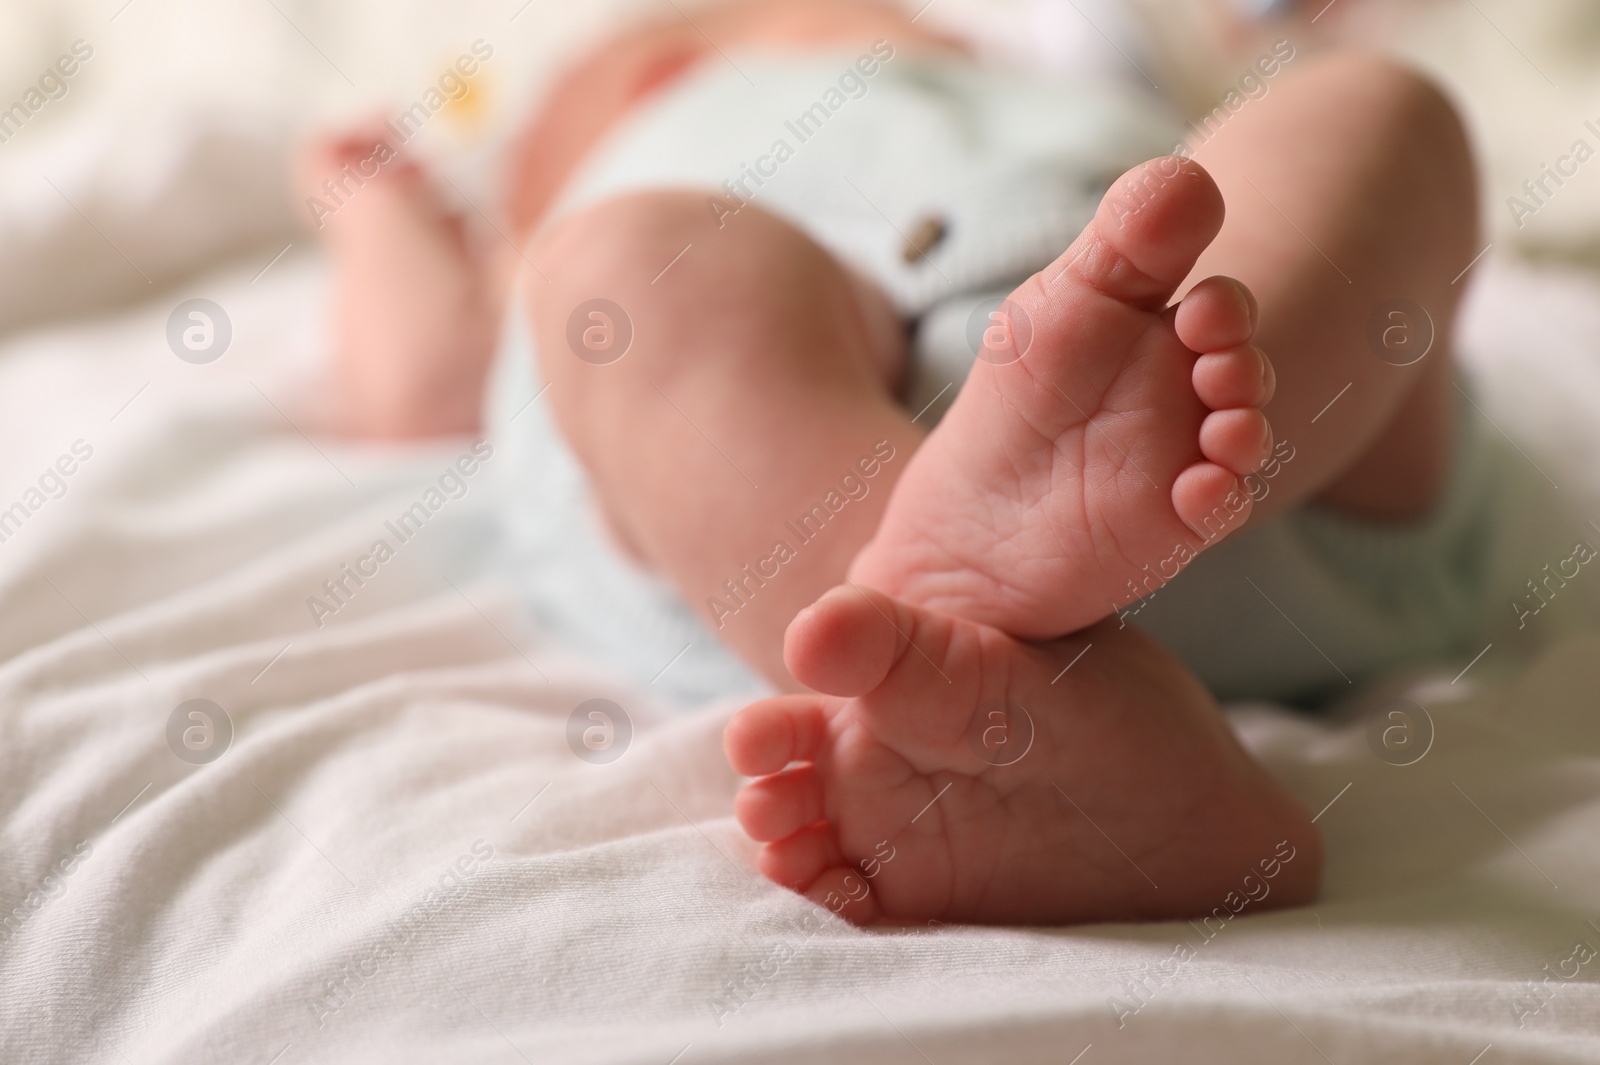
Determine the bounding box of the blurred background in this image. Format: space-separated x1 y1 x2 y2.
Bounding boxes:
3 9 1598 1061
1 0 1599 341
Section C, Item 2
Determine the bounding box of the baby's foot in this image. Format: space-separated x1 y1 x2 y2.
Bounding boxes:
726 586 1319 925
297 124 495 438
851 156 1276 639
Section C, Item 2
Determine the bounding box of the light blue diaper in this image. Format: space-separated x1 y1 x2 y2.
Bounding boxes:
1127 398 1505 703
484 48 1516 709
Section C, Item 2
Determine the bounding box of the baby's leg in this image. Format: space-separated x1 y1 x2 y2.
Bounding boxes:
727 162 1319 925
300 127 500 439
524 193 919 687
526 187 1318 925
1182 52 1477 522
722 58 1481 925
850 54 1477 636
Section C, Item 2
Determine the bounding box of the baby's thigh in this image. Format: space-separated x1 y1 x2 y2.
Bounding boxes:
525 190 904 393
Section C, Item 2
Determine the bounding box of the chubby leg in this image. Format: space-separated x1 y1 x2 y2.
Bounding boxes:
1181 52 1478 522
530 176 1319 926
726 58 1479 923
849 54 1478 637
721 163 1318 925
527 179 1271 685
306 1 957 442
848 156 1278 638
525 193 918 687
299 126 499 439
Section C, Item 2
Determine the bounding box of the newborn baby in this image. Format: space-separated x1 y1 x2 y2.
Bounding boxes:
302 0 1493 925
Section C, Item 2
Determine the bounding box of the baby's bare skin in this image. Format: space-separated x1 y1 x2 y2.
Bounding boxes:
728 591 1318 924
300 125 494 438
298 0 956 438
850 158 1274 641
726 158 1321 924
305 1 1480 925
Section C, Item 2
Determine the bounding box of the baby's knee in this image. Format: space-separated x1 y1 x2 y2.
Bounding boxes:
531 190 709 294
1292 52 1477 231
1311 53 1471 166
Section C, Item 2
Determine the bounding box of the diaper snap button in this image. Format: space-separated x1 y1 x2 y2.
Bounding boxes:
901 213 948 264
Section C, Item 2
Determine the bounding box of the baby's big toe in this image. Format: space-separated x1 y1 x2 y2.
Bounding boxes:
784 585 905 697
1072 156 1227 309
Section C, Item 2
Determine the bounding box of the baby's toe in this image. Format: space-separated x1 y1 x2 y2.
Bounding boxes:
734 765 825 843
1200 408 1273 476
1175 275 1257 352
757 823 840 891
1173 462 1253 541
1193 345 1275 410
803 866 881 926
725 696 826 777
784 585 904 696
1069 157 1226 307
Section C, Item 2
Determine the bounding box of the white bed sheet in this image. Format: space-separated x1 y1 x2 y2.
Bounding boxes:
2 248 1600 1065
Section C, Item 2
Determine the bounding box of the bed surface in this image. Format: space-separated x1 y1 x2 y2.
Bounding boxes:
1 243 1599 1064
5 1 1600 1062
